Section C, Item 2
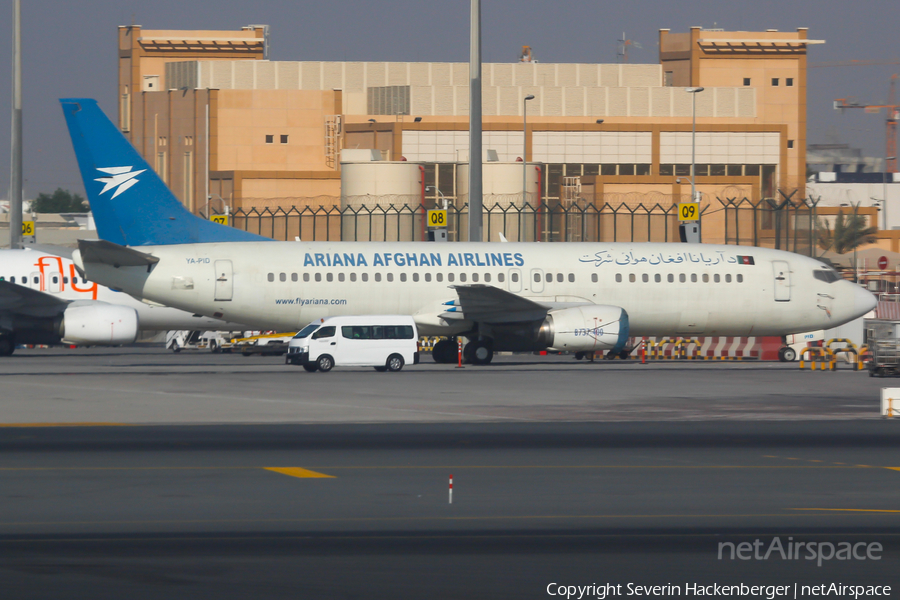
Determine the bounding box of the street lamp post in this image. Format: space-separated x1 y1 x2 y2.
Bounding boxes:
685 87 705 204
426 186 446 210
523 95 535 204
884 156 896 231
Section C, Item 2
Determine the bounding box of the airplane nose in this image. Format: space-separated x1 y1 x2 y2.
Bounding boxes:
853 284 878 317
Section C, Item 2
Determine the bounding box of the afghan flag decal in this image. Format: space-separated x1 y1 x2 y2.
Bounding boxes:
737 255 755 265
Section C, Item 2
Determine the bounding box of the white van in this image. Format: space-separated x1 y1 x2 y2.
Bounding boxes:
286 315 419 372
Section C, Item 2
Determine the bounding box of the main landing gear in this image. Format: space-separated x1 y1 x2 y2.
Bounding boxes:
431 338 494 365
0 335 16 357
777 347 797 362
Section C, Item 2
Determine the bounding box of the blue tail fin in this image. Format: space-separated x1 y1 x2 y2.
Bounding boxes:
60 98 269 246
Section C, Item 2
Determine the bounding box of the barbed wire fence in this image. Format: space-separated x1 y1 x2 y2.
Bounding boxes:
221 189 821 255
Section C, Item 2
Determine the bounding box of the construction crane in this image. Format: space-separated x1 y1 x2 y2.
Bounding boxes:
616 32 641 63
834 74 899 173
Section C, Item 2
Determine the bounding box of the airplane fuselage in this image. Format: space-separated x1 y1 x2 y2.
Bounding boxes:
76 241 873 339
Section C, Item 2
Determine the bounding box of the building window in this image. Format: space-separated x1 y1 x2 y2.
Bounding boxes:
786 78 794 87
265 135 274 144
636 164 651 176
280 135 289 144
600 164 617 176
675 164 691 177
771 78 779 86
659 164 674 176
619 164 635 176
694 164 710 177
743 78 751 86
787 140 794 149
664 71 674 87
727 165 742 177
710 164 726 177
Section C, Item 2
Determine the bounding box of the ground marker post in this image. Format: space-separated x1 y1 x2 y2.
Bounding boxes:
449 474 453 504
880 388 900 418
456 339 464 368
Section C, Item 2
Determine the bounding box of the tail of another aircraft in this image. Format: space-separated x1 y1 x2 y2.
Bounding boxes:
60 98 269 246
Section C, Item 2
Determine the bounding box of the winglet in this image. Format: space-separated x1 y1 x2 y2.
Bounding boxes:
60 98 270 246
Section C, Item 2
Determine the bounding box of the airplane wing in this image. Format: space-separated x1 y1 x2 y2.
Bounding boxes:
446 284 549 323
0 281 69 317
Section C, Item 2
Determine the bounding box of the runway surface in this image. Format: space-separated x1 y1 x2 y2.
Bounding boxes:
2 348 899 598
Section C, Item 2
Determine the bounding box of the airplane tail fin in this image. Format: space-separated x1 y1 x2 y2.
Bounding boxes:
60 98 269 246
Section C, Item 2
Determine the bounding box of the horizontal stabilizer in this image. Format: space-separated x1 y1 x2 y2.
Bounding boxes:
78 239 159 268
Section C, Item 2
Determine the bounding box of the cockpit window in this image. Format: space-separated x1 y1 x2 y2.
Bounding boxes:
813 269 840 283
293 323 320 339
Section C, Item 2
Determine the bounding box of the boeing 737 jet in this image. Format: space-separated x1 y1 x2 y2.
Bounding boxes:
0 246 246 356
60 98 876 364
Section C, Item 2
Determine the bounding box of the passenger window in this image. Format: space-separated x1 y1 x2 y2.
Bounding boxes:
399 273 406 282
702 274 709 283
556 273 563 283
315 273 322 282
413 273 419 282
667 274 674 283
448 273 455 282
460 273 467 282
691 274 697 283
338 273 345 282
484 273 491 283
679 274 686 283
303 273 310 282
326 273 333 282
472 273 479 282
511 272 518 283
497 273 504 283
34 277 39 284
725 274 732 283
291 273 298 282
546 273 553 283
655 274 661 283
642 274 648 283
629 274 636 283
425 273 432 282
737 274 743 283
312 326 336 340
437 273 444 282
534 273 541 283
568 273 574 283
714 274 720 283
350 273 356 282
63 277 69 284
362 273 369 282
375 273 382 282
615 274 622 283
279 273 286 282
9 277 15 283
591 274 598 283
267 273 274 282
52 276 59 284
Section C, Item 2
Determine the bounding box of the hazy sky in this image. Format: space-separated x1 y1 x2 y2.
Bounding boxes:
0 0 898 198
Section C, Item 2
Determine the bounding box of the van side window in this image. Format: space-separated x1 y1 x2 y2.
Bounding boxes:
312 326 336 340
339 325 415 340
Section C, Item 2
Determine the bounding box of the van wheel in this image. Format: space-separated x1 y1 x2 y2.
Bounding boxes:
782 347 797 362
374 366 388 372
317 355 334 372
386 354 404 372
302 364 318 372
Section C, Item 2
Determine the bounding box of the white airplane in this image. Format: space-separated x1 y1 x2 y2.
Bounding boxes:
61 98 877 365
0 246 247 356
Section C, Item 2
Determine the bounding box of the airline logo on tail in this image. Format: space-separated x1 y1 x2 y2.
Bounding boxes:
95 166 146 199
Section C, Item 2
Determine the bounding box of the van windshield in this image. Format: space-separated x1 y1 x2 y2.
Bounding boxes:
293 324 320 339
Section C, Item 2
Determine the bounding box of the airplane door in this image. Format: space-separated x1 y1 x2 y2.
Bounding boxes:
508 269 522 293
214 260 233 301
530 269 544 293
772 260 791 302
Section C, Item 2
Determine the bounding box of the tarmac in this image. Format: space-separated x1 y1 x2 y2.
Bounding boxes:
1 347 899 598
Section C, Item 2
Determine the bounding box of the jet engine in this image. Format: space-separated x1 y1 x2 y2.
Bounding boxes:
537 305 629 352
60 304 139 345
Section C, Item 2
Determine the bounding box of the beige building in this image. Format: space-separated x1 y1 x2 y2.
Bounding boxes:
118 25 820 242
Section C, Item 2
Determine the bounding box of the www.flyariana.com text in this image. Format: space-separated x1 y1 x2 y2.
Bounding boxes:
546 583 892 599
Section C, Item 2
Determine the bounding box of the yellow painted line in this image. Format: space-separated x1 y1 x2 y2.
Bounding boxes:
792 508 900 514
886 468 900 472
0 423 131 428
0 465 885 472
264 467 334 479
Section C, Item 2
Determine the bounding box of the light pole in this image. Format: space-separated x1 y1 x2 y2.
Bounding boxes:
884 155 896 231
523 95 535 205
426 186 446 210
685 87 705 204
